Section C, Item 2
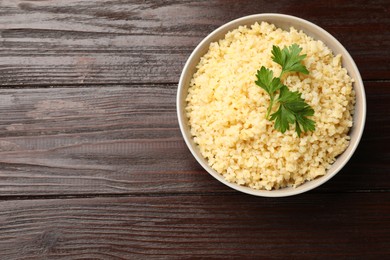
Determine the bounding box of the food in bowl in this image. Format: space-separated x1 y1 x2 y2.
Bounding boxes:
185 21 355 190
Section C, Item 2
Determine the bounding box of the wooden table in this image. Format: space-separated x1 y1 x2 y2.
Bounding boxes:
0 1 389 259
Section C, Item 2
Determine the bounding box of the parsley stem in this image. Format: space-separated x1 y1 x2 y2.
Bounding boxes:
266 96 274 119
280 70 286 79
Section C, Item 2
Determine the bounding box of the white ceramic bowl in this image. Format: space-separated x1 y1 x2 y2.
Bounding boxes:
177 14 366 197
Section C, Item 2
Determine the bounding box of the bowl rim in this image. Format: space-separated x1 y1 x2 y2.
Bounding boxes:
177 13 366 197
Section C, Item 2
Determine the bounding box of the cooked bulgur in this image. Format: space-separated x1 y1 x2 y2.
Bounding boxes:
185 22 355 190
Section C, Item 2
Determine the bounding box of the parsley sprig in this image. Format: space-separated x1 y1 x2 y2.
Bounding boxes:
255 44 315 137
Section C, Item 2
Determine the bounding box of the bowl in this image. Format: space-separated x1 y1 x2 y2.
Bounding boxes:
177 14 366 197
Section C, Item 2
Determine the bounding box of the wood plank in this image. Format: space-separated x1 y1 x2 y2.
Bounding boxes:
0 194 389 259
0 84 222 195
0 0 389 86
0 81 388 196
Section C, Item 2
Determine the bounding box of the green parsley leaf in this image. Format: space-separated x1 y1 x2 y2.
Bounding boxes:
255 67 283 119
255 66 283 96
269 86 296 133
271 44 309 76
295 107 315 136
270 86 315 136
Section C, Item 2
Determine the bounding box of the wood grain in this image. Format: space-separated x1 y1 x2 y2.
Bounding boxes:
0 194 389 259
0 81 388 196
0 0 389 87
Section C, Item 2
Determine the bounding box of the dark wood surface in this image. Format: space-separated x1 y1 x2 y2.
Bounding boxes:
0 1 389 259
